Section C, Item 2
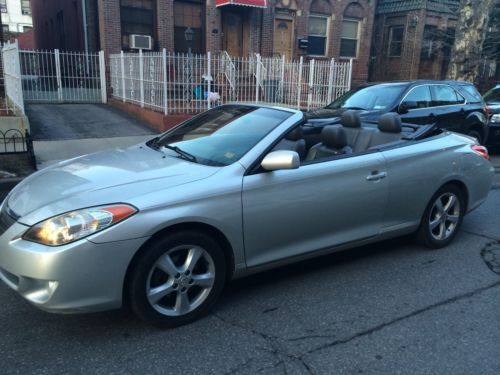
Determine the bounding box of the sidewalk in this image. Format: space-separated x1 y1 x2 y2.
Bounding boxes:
34 135 155 169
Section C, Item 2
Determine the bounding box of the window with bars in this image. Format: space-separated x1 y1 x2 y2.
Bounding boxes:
387 26 404 57
308 15 328 56
340 19 359 57
21 0 31 15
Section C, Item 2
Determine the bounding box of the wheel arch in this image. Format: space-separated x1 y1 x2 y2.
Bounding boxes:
122 222 236 306
465 112 488 143
441 179 469 212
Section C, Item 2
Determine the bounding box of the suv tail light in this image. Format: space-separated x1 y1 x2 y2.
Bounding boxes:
485 105 491 119
471 145 490 160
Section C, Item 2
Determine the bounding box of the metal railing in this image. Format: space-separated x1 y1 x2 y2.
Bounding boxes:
18 49 106 103
110 50 353 114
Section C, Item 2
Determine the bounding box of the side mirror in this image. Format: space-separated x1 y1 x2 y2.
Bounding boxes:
398 101 418 114
261 150 300 171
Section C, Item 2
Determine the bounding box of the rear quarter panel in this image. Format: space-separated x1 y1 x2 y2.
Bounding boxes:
379 132 491 233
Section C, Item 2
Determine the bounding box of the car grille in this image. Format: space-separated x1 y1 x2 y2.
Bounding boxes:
0 202 17 237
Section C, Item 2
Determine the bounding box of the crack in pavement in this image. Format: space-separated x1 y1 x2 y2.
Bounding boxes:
213 312 314 375
481 241 500 275
213 280 500 374
462 230 500 242
299 280 500 358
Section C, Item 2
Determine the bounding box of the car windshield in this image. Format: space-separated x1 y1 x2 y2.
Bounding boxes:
325 85 405 111
152 105 293 167
483 86 500 103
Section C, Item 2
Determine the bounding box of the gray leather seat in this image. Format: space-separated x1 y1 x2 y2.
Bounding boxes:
306 126 353 161
368 113 403 148
273 126 306 160
340 110 375 152
340 110 361 146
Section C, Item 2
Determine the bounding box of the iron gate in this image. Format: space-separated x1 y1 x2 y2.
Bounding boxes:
19 49 107 104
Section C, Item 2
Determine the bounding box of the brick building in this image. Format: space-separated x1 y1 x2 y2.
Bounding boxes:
31 0 100 52
31 0 376 85
370 0 460 82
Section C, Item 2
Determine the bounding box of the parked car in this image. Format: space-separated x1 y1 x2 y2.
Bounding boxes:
0 104 494 327
307 80 490 144
483 84 500 145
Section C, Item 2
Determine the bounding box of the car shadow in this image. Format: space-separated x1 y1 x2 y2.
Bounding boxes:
0 235 417 336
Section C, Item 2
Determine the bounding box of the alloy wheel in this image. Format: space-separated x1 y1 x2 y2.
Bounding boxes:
146 245 215 317
428 192 461 241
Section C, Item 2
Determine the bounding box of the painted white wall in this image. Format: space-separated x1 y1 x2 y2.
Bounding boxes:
1 0 33 33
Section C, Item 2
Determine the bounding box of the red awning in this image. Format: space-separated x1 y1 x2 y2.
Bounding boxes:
215 0 267 8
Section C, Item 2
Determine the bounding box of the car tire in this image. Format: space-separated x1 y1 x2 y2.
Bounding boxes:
467 129 483 145
127 231 226 328
416 184 465 249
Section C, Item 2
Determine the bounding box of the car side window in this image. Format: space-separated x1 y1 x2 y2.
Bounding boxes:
401 85 432 109
430 85 465 107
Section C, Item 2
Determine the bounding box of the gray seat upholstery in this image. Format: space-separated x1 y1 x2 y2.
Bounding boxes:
340 110 376 152
340 110 361 146
367 113 403 148
306 126 353 161
273 126 306 160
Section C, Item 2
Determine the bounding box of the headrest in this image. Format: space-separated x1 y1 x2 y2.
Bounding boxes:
322 125 347 149
378 113 402 133
285 126 303 141
340 110 361 128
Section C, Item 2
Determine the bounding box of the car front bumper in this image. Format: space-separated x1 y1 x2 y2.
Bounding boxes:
0 220 148 314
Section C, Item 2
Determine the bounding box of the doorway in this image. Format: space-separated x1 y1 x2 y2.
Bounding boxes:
273 18 294 60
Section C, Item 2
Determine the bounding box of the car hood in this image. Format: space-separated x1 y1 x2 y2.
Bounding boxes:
305 108 383 123
7 144 219 222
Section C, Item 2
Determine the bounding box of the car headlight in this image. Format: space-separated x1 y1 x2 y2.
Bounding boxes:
23 204 137 246
491 114 500 123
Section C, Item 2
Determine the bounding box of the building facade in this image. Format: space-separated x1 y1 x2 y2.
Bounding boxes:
1 0 32 35
370 0 459 82
31 0 377 86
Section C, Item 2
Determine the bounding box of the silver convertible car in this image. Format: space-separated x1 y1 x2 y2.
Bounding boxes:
0 104 494 327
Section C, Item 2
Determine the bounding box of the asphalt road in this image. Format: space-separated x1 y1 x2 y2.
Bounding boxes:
26 104 156 140
0 188 499 373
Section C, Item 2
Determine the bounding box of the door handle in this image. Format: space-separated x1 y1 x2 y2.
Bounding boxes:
366 171 387 181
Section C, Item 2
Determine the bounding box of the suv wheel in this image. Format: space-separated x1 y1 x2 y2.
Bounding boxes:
467 129 483 145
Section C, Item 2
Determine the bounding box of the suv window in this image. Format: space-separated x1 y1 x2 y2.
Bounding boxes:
460 84 483 103
401 85 432 109
430 85 465 106
483 86 500 103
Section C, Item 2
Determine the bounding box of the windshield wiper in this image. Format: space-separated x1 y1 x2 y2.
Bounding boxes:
148 136 161 150
342 106 367 111
163 144 197 162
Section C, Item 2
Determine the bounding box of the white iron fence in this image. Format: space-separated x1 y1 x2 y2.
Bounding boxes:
110 50 353 114
18 49 106 103
2 41 24 114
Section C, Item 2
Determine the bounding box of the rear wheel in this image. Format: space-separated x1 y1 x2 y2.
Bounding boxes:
128 231 226 328
416 185 465 249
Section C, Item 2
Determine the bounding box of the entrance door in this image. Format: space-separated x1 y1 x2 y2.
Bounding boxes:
273 19 293 60
223 12 243 57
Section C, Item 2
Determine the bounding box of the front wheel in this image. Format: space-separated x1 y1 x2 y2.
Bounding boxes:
127 231 226 328
416 185 465 249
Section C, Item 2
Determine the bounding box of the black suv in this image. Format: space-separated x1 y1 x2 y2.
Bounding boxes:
307 80 489 144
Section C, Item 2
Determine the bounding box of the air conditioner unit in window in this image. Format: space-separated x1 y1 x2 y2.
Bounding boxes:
130 34 153 50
